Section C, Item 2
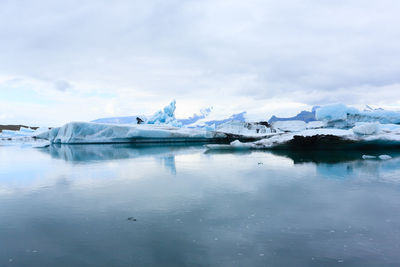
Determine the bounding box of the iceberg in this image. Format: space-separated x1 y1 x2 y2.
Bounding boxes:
35 122 230 144
205 125 400 151
379 155 392 160
146 100 182 127
31 101 400 149
178 107 213 126
1 126 36 138
186 111 247 129
362 155 377 159
316 104 400 127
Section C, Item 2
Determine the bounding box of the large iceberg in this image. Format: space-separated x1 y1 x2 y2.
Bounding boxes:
35 122 229 144
316 104 400 127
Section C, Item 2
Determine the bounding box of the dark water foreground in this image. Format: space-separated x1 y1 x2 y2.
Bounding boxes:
1 144 400 267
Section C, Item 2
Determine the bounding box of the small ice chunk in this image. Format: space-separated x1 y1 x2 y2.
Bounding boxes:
32 141 51 148
362 155 376 159
230 140 252 148
379 155 392 160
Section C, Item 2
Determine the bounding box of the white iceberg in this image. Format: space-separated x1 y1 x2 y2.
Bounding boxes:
35 122 228 144
379 155 392 160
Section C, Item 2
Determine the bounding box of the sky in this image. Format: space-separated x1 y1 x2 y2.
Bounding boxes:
1 0 400 126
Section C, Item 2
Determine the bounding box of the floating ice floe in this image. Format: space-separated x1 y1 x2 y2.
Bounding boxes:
362 155 377 159
362 154 393 160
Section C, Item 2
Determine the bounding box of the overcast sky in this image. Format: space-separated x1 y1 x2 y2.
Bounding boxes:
1 0 400 125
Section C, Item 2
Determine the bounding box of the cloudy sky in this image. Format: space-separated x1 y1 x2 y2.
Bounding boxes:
1 0 400 126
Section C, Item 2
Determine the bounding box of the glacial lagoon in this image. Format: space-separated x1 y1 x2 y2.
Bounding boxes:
1 144 400 266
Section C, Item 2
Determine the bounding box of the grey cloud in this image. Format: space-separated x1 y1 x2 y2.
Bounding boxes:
1 0 400 110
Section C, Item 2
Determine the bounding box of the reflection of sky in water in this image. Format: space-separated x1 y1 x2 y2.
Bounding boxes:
1 145 400 266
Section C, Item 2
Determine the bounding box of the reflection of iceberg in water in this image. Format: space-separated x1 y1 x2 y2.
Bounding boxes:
39 144 203 174
316 158 400 181
270 149 400 181
158 155 177 175
271 149 400 164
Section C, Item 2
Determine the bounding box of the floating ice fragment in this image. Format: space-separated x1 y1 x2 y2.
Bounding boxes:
379 155 392 160
362 155 376 160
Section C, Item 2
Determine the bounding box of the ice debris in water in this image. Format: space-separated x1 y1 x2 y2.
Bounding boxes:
362 155 377 160
362 154 392 160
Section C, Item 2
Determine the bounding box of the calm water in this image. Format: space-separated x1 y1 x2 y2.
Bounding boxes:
1 144 400 267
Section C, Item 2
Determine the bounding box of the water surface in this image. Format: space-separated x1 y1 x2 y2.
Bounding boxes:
1 144 400 266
